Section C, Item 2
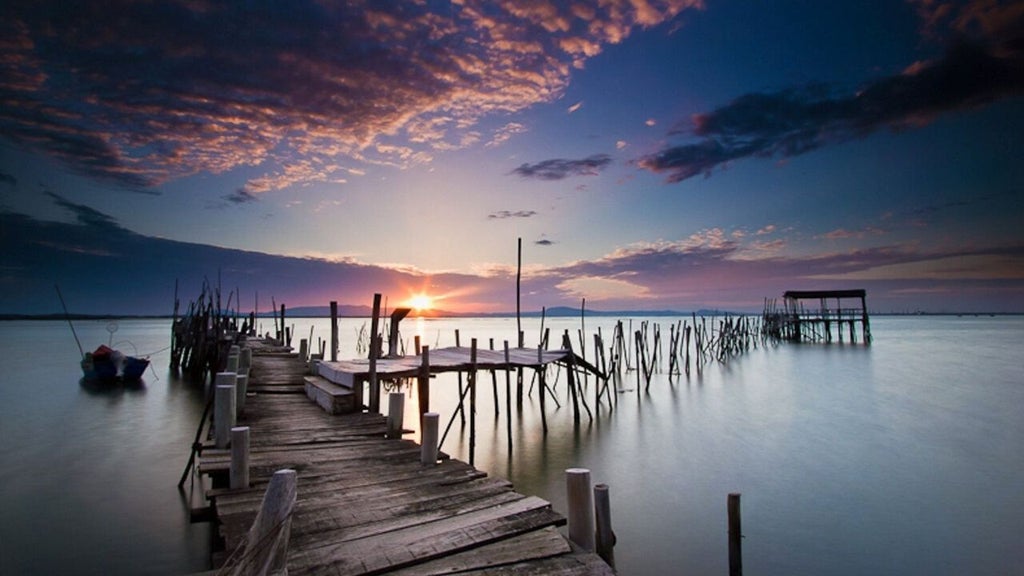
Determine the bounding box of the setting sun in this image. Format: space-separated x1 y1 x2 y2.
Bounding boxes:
407 293 434 312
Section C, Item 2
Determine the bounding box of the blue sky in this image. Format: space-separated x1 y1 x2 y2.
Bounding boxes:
2 0 1023 315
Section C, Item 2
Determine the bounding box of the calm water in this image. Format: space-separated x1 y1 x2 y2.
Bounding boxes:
1 316 1021 575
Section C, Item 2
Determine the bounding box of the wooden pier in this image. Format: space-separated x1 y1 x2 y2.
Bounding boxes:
194 346 615 575
763 289 872 344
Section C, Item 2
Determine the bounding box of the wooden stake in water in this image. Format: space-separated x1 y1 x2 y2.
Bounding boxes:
728 493 743 576
566 468 595 551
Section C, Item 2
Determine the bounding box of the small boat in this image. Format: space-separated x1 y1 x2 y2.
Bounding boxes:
81 344 150 382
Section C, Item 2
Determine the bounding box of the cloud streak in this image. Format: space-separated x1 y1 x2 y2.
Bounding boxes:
511 154 612 180
1 1 701 193
639 2 1024 182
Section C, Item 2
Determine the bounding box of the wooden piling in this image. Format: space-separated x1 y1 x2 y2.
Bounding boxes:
417 346 430 417
421 412 439 466
595 483 615 568
229 426 250 490
728 493 743 576
469 338 477 467
330 301 338 362
214 373 237 449
566 468 595 552
369 293 382 413
227 469 296 575
386 392 404 439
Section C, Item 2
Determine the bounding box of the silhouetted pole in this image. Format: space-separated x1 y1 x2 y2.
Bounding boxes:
728 493 743 576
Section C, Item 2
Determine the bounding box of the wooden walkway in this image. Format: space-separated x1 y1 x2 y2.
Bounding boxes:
196 349 615 575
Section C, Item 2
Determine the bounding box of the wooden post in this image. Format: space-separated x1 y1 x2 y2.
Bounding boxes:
237 469 297 576
417 346 430 417
489 338 499 417
298 338 308 363
594 483 615 568
226 352 239 374
729 493 743 576
455 329 465 427
538 367 548 434
330 301 338 362
469 338 477 467
504 341 512 454
421 412 439 466
214 373 237 449
239 348 252 374
369 293 382 413
566 468 595 551
387 392 405 439
230 426 250 490
235 374 248 415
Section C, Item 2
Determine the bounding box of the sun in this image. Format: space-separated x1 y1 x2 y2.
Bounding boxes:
407 293 434 312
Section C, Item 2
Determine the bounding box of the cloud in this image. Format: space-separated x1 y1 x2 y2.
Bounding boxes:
0 171 17 187
487 122 529 148
44 191 124 231
2 1 701 193
3 204 1023 314
639 4 1024 182
535 239 554 246
224 189 258 204
568 101 583 114
511 154 612 180
489 210 538 219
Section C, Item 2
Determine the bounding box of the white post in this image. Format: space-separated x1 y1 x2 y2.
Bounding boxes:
421 412 439 465
387 392 405 439
214 372 237 449
236 469 297 576
226 353 239 374
230 427 250 490
566 468 595 551
235 374 249 415
239 348 253 373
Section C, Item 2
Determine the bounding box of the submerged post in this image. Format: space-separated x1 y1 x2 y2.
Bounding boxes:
330 301 338 362
417 346 430 417
566 468 595 551
421 412 439 465
230 426 250 490
728 493 743 576
595 483 615 568
368 293 382 413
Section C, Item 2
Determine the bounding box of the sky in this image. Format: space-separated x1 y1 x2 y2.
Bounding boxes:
2 0 1023 315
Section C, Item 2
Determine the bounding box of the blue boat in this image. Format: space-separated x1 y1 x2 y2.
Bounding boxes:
81 345 150 382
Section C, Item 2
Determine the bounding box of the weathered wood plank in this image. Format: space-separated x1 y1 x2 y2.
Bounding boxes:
200 351 612 575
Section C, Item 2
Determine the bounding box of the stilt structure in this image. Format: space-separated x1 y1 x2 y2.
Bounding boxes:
764 289 871 344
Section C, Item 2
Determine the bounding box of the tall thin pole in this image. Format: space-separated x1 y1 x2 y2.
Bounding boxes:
54 285 84 357
516 237 522 342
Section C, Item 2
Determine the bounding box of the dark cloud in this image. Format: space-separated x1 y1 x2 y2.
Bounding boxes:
0 171 16 187
44 192 124 231
489 210 538 219
224 189 258 205
639 7 1024 183
511 154 612 180
1 1 699 194
535 239 554 246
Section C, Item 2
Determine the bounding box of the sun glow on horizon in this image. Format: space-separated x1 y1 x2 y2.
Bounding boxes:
407 293 434 312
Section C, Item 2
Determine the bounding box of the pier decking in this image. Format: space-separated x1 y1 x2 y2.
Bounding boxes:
196 348 615 575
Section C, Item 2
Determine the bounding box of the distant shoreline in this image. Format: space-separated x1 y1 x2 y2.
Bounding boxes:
2 311 1020 321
